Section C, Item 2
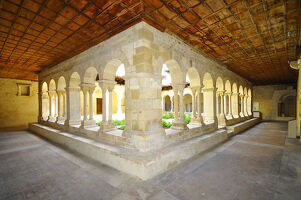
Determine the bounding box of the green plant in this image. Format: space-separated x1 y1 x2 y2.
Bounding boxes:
113 119 125 130
97 121 102 126
162 113 174 119
184 113 191 124
162 120 172 128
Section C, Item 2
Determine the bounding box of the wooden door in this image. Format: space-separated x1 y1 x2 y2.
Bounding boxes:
96 98 102 114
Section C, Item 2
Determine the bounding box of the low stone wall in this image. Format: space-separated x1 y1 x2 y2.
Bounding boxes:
226 117 260 135
30 123 227 180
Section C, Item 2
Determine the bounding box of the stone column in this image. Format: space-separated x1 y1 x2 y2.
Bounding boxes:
38 83 43 122
81 85 89 127
232 92 239 118
220 92 225 117
173 88 179 120
56 91 62 122
240 95 244 118
89 86 96 121
162 97 165 112
191 88 196 120
227 92 233 118
102 86 107 123
171 85 187 130
48 91 53 121
64 87 81 126
63 91 67 119
179 86 185 122
107 85 115 126
191 87 203 124
244 95 248 116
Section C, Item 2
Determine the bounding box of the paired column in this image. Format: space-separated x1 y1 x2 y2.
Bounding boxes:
47 91 53 121
98 81 115 131
226 92 233 118
232 92 239 118
191 88 196 120
81 83 96 127
171 85 187 130
173 88 179 121
89 86 95 121
64 86 81 126
56 90 62 122
240 94 245 117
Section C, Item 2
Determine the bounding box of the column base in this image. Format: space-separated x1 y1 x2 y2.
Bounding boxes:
56 116 65 123
239 112 245 118
47 116 56 122
190 118 204 125
64 119 81 126
80 119 97 127
99 121 115 132
217 114 227 126
171 120 188 130
226 114 233 120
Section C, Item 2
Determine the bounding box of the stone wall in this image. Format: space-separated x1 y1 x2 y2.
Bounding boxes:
253 84 296 121
0 78 38 130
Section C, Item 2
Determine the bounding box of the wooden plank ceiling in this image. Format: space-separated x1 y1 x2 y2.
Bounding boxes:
0 0 300 85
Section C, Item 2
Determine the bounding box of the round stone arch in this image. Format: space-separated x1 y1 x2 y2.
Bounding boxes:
164 59 185 86
83 66 98 84
186 67 201 88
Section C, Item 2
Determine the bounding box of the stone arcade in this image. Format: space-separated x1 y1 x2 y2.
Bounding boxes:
30 22 259 180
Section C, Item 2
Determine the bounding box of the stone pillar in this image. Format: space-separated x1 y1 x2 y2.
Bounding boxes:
227 92 233 118
125 23 164 152
240 95 244 118
56 91 62 122
171 85 187 130
64 87 81 126
107 85 115 126
81 85 89 126
89 86 96 121
191 87 203 124
63 92 67 119
38 83 43 122
47 91 53 121
162 97 166 112
98 81 115 131
232 92 239 118
203 87 217 124
244 95 248 116
220 92 225 117
191 88 196 120
173 88 179 120
217 91 226 125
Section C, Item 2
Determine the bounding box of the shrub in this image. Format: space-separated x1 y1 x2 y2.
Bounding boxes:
162 113 174 119
113 119 125 130
162 120 172 128
97 121 102 126
184 113 191 124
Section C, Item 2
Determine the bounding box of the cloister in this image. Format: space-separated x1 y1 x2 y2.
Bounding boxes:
27 22 260 179
1 0 301 198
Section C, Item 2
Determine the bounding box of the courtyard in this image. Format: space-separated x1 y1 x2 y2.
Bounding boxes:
1 122 300 200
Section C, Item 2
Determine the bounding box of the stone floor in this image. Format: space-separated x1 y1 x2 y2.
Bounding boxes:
0 122 301 200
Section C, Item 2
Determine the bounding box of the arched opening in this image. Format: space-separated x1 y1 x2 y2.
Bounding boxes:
48 79 57 121
81 67 98 126
186 67 202 124
41 82 49 120
202 72 215 124
163 95 172 112
100 60 125 130
57 76 66 122
184 94 192 112
162 60 185 129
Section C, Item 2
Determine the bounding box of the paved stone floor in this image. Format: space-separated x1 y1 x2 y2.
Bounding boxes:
0 122 301 200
